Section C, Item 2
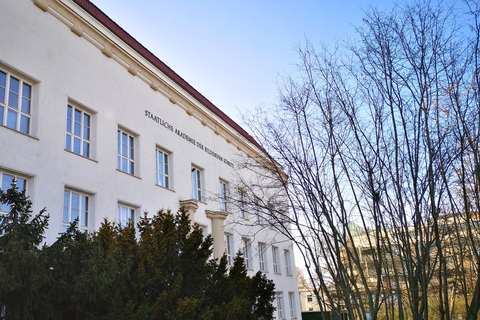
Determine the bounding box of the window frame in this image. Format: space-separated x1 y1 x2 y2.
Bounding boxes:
225 233 233 266
0 68 33 135
65 103 92 158
117 128 136 175
219 179 228 211
285 249 292 275
117 203 135 228
191 166 203 201
155 147 170 188
273 246 281 274
242 238 252 269
63 189 90 233
258 242 267 272
276 292 285 320
238 189 247 218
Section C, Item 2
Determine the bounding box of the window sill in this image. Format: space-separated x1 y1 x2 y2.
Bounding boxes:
155 184 175 192
65 149 98 163
0 124 39 140
116 169 141 180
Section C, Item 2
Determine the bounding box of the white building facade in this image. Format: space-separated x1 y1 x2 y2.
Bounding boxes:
0 0 300 318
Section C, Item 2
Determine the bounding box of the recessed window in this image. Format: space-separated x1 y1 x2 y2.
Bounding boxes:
117 128 135 175
63 189 90 233
0 172 26 213
191 166 202 201
289 292 297 318
272 246 280 274
0 69 32 134
219 180 228 211
238 189 246 218
285 249 292 275
276 292 285 320
225 233 233 266
155 148 170 188
117 203 135 228
258 243 267 272
66 104 91 157
242 238 252 269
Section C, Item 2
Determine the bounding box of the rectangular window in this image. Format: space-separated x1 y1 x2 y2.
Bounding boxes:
117 203 134 228
0 172 26 213
66 105 91 157
219 180 228 211
285 250 292 275
276 292 285 320
63 189 90 233
155 148 170 188
289 292 297 318
254 197 261 223
117 128 135 174
258 243 267 272
238 189 246 218
307 295 313 302
0 69 32 134
192 166 202 201
273 246 280 274
225 234 233 266
242 238 252 269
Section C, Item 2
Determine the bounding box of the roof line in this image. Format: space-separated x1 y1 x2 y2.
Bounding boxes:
72 0 263 151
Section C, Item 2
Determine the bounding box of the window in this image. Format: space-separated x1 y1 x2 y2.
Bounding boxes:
117 203 134 228
155 148 170 188
63 189 90 233
192 166 202 201
259 243 267 272
225 234 233 266
273 246 280 273
66 105 91 157
276 292 285 319
219 180 228 211
238 189 246 218
0 69 32 134
0 172 26 213
307 295 313 302
117 128 135 174
254 197 262 223
285 250 292 275
289 292 297 318
242 238 252 269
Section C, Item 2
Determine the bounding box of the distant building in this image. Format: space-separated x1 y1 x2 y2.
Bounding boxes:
0 0 300 317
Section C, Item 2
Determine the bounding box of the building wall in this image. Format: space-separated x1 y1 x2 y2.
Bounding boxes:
0 0 300 317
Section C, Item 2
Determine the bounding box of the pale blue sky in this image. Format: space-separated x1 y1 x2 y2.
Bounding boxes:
89 0 397 123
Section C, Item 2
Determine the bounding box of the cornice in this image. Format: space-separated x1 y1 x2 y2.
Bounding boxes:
31 0 264 160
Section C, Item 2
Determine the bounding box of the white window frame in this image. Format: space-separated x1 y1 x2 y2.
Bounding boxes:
238 189 247 218
289 292 297 318
276 292 285 320
66 104 91 158
242 238 252 269
117 128 135 175
258 243 267 272
63 189 90 233
117 203 135 228
192 166 202 201
0 68 32 134
219 180 228 211
285 249 292 275
155 148 170 188
0 172 27 213
273 246 281 274
225 233 233 266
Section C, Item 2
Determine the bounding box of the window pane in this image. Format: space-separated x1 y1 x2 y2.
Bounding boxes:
0 87 5 104
0 106 4 124
6 109 17 129
73 137 81 154
66 133 72 150
83 124 90 140
22 83 31 99
20 115 29 134
21 97 30 114
71 192 79 210
1 174 13 191
8 92 18 109
0 71 6 89
71 208 79 221
83 142 89 157
9 77 19 94
16 178 26 191
122 158 128 172
81 196 88 227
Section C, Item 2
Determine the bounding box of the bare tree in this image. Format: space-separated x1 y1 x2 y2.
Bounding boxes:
234 1 480 320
